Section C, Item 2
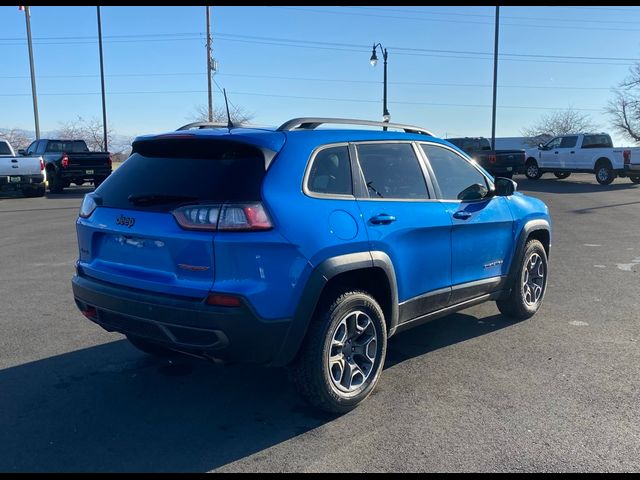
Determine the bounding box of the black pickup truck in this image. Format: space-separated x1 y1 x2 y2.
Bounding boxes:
20 139 112 193
446 137 525 178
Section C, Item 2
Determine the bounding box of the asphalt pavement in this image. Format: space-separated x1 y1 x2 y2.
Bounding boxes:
0 174 638 472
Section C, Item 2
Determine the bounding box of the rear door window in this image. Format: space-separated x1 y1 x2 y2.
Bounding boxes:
97 138 267 211
582 135 613 148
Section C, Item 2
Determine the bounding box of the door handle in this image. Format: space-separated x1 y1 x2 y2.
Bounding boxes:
11 159 17 163
570 151 575 154
554 151 559 154
453 211 472 220
369 213 396 225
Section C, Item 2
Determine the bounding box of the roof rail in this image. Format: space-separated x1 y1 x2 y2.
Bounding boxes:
176 121 231 131
276 117 434 136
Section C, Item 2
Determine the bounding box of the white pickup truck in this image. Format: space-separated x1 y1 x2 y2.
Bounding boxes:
0 139 46 197
524 133 640 185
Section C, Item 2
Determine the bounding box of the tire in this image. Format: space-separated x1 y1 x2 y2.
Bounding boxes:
126 335 179 358
497 239 548 321
630 175 640 184
525 159 542 180
554 172 571 179
48 173 64 193
595 160 615 185
291 290 387 414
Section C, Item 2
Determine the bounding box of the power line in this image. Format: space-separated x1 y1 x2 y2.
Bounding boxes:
0 88 603 111
0 70 615 92
268 6 640 33
341 6 640 26
1 30 638 65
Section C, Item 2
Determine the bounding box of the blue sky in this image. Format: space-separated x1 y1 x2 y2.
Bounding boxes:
2 5 640 145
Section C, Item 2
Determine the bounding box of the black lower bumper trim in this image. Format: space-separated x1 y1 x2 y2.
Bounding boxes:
72 274 292 364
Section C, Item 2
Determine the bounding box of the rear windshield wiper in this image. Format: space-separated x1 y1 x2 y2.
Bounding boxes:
128 194 200 206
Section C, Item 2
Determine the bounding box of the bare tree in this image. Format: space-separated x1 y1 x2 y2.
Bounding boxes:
56 116 114 152
190 105 255 125
0 128 34 151
520 108 598 146
606 63 640 143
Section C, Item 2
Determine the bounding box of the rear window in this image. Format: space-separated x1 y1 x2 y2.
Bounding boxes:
96 138 266 211
46 141 89 153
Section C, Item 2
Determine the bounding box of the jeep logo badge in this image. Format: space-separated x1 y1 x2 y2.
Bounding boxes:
116 215 135 228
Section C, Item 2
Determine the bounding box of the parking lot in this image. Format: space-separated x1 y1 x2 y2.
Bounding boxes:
0 174 638 472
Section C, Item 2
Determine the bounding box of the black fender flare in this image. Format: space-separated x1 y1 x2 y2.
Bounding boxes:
271 251 399 366
505 219 551 295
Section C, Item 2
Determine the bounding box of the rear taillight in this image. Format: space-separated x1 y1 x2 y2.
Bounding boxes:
39 159 44 171
624 150 631 165
219 203 272 231
61 154 70 168
172 202 272 232
488 154 497 164
107 154 112 168
173 205 221 231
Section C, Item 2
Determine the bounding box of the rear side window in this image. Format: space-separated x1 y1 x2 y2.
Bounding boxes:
560 136 578 148
356 143 429 199
0 142 11 155
97 138 266 211
421 144 488 201
307 145 352 196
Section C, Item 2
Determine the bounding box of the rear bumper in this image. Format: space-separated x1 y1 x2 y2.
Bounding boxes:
59 168 111 180
0 174 45 189
72 273 292 365
623 164 640 174
492 165 525 174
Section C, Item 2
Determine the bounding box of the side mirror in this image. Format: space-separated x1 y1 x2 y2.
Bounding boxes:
495 177 517 196
18 149 26 155
538 143 544 150
457 183 489 201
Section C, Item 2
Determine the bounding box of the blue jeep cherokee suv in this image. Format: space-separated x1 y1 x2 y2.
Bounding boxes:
72 117 551 413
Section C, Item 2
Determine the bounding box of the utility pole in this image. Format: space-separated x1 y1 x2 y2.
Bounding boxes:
490 6 500 151
206 6 213 122
23 6 40 139
97 6 108 152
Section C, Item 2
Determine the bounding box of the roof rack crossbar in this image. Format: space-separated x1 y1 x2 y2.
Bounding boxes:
276 117 434 136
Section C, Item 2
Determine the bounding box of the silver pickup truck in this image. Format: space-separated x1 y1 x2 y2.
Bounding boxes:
0 139 46 197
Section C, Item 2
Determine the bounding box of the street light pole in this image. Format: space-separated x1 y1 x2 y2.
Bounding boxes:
23 6 40 140
97 6 108 152
491 6 500 151
370 43 390 129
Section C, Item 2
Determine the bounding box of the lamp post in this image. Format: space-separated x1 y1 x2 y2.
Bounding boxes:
369 43 390 127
